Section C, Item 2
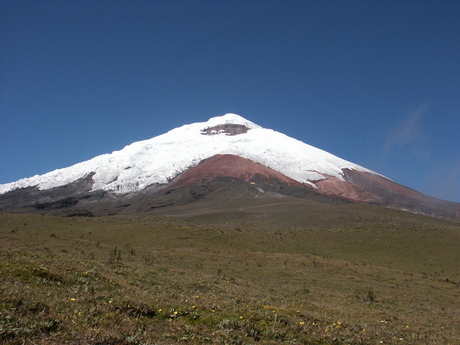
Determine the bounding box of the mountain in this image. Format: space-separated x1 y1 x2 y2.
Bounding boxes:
1 113 459 218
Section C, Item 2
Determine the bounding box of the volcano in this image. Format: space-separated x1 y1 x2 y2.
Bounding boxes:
1 114 459 218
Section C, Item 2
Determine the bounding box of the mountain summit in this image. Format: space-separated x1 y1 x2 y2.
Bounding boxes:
1 113 459 217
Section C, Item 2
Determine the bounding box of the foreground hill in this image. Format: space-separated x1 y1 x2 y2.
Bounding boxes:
1 114 459 218
1 201 459 344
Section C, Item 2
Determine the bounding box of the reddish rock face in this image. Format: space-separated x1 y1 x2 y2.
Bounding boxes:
314 169 422 203
314 174 379 202
314 168 460 217
171 154 303 188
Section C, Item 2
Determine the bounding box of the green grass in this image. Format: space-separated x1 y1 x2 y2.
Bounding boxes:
1 203 459 344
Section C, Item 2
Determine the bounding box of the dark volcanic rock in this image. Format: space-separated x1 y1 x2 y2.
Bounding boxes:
201 124 250 136
0 173 96 210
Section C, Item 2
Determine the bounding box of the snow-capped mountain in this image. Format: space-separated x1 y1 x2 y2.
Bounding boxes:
0 114 374 194
1 114 459 218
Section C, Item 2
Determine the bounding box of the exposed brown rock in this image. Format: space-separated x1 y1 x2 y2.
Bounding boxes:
201 124 250 136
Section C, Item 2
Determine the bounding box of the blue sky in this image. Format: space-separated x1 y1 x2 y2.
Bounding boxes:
1 0 459 202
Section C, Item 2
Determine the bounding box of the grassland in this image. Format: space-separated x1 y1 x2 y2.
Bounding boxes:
1 199 459 344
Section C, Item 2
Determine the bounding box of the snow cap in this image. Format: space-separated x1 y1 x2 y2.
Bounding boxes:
203 113 261 129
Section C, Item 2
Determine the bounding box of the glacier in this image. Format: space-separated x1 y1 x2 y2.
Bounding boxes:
0 113 376 195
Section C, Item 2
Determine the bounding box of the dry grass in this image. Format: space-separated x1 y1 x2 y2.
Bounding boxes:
1 203 459 344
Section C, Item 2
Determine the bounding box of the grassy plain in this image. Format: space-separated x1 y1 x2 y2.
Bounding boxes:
1 198 459 344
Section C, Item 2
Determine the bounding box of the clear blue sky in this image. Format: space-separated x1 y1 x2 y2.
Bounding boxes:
1 0 459 202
